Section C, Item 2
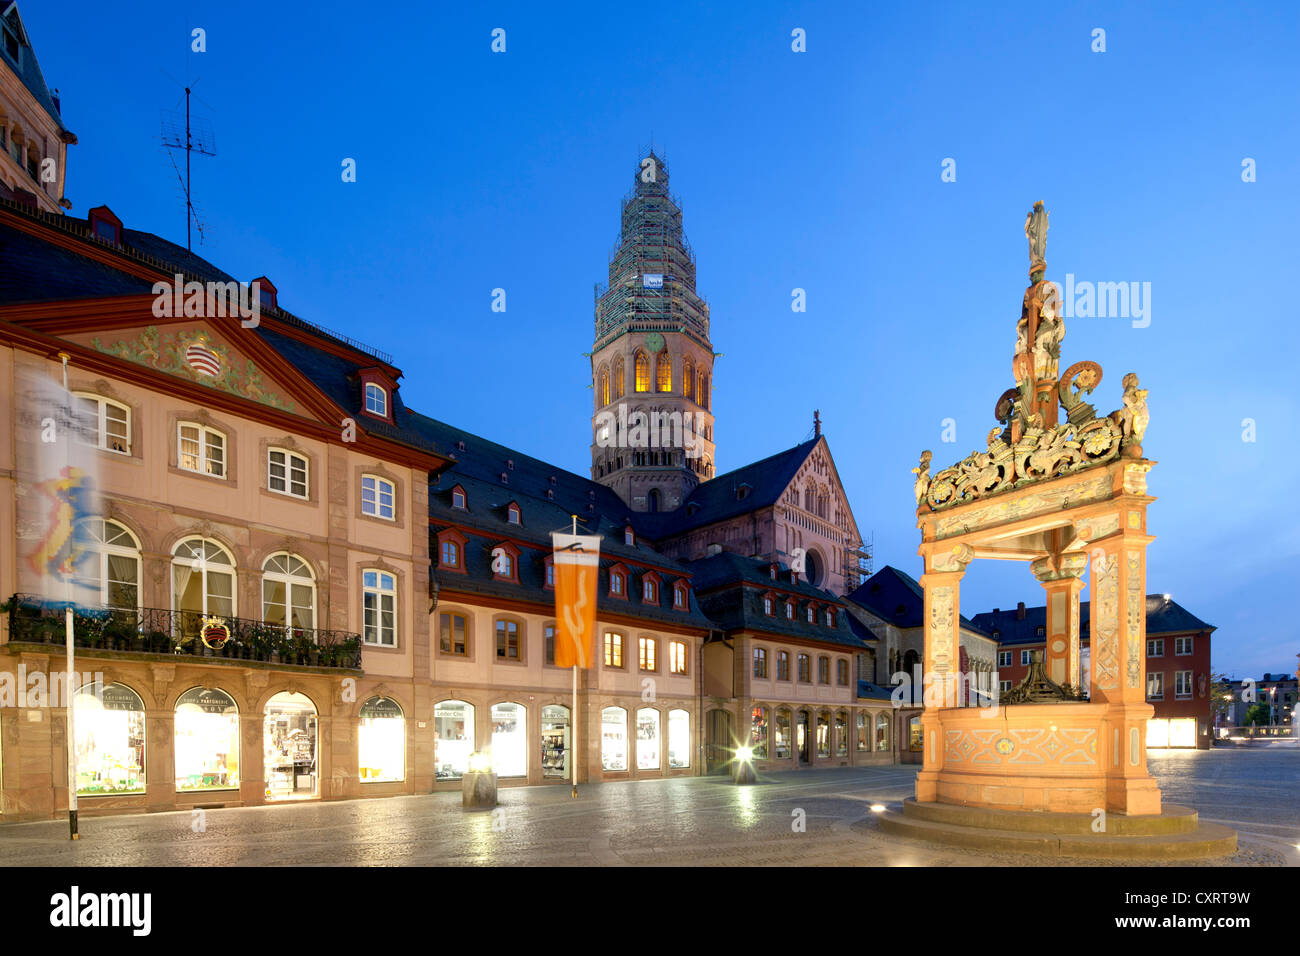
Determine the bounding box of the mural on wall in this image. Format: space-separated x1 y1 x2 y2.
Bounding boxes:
90 327 296 412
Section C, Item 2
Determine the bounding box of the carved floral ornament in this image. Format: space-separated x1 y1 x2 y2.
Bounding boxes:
912 203 1150 513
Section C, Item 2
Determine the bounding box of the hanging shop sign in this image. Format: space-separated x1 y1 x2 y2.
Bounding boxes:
200 616 231 649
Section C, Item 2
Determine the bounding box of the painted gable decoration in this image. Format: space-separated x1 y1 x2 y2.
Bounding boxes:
90 326 295 412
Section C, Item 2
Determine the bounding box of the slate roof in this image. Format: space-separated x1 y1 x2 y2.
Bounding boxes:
686 551 866 650
633 438 819 539
969 596 1215 647
846 565 990 636
1 3 69 133
857 680 895 702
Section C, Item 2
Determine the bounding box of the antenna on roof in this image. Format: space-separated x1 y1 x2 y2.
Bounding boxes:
159 75 216 251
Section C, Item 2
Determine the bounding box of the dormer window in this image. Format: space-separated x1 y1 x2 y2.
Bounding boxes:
769 564 777 581
673 583 688 610
457 441 466 452
609 563 629 599
544 556 555 589
492 543 520 583
451 485 467 510
736 482 752 501
624 526 635 547
785 602 794 620
87 206 122 245
807 604 816 624
506 459 514 471
365 383 388 416
506 502 521 525
252 276 277 311
825 608 836 627
763 594 775 617
643 578 658 604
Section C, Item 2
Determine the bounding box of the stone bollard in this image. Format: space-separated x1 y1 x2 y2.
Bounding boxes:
462 771 498 810
732 747 756 785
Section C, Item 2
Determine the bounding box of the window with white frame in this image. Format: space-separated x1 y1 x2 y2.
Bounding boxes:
1147 671 1164 699
999 680 1012 693
262 553 316 630
362 474 395 520
268 448 308 498
72 518 141 608
1020 650 1031 666
74 393 130 454
998 650 1012 667
364 383 387 416
1175 670 1193 698
1175 636 1193 656
643 578 657 604
1148 638 1164 657
362 570 397 646
178 422 226 477
638 636 657 671
669 640 687 674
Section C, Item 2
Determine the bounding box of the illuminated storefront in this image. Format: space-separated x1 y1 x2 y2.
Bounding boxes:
636 708 661 770
541 705 569 779
74 683 145 795
1147 717 1197 749
774 709 791 759
434 700 474 780
174 687 240 792
491 702 527 778
601 706 628 771
358 697 405 782
749 706 768 759
667 708 690 769
264 691 317 801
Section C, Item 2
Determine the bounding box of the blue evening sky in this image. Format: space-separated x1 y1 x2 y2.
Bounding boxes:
24 0 1298 679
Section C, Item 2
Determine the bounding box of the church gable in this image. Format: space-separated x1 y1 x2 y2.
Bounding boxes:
778 436 862 546
63 322 300 415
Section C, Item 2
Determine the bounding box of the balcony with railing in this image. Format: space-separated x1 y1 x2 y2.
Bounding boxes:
3 595 363 670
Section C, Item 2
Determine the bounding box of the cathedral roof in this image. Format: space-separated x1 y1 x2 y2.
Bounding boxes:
846 565 990 636
633 437 820 539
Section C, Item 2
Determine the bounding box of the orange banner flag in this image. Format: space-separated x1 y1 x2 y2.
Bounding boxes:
551 532 601 668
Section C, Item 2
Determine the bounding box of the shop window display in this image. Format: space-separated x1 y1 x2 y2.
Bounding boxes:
667 708 690 768
75 682 145 795
434 700 474 780
816 712 830 758
490 702 527 778
875 713 890 752
856 711 869 751
601 706 627 771
835 712 847 756
774 709 791 759
636 708 661 770
749 705 769 759
908 715 923 752
358 697 405 783
174 687 239 792
264 691 318 801
541 704 569 779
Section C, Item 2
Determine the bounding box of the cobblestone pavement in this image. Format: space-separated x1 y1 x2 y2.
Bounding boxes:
0 748 1294 866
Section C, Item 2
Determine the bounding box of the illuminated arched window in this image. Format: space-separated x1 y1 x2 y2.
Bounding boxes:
656 351 671 392
599 367 610 407
683 359 694 401
634 352 650 392
698 372 709 410
615 361 625 398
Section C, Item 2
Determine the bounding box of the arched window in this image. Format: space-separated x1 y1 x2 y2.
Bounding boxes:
749 705 769 759
656 351 671 392
172 538 236 633
262 553 316 631
908 715 923 752
491 702 527 778
636 707 661 769
774 708 792 759
634 351 650 392
875 712 891 752
816 711 831 758
174 687 239 792
365 383 388 416
647 488 661 513
601 706 628 771
699 373 709 410
434 700 474 779
835 711 848 756
73 518 141 609
614 361 625 398
74 682 145 795
542 704 570 777
683 359 695 400
359 697 405 782
599 367 610 407
264 691 317 801
667 708 690 768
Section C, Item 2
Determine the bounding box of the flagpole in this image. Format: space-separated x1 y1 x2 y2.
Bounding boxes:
59 352 78 841
577 515 582 801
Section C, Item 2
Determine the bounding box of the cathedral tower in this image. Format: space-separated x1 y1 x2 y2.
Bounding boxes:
590 152 716 512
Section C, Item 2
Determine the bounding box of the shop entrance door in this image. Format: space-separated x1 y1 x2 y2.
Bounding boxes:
704 709 732 774
797 711 811 764
264 692 318 801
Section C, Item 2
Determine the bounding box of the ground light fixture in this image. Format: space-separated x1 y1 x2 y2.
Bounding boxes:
467 751 493 775
732 745 756 785
870 804 887 813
